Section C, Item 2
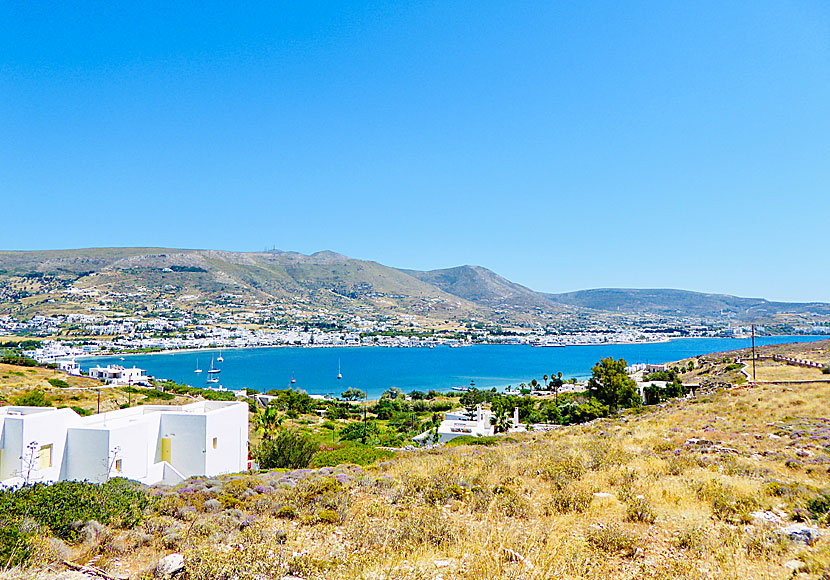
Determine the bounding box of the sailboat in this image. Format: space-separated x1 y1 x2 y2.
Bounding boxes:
207 357 221 374
337 359 342 380
206 376 219 384
290 371 296 384
194 359 202 374
217 351 224 363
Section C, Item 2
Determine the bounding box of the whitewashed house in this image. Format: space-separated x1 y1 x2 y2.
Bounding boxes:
413 404 496 444
87 365 150 386
0 401 248 487
57 359 82 376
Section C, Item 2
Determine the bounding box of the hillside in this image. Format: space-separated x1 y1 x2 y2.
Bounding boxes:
2 248 830 331
546 288 830 318
0 248 505 328
8 351 830 580
403 264 565 312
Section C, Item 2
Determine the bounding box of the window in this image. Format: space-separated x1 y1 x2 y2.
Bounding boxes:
212 437 217 449
115 459 122 472
39 444 52 469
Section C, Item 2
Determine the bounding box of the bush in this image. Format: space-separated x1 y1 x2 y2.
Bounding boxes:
13 390 51 407
586 525 639 557
694 480 758 524
256 430 318 469
0 479 149 542
47 378 71 389
625 497 657 524
310 443 394 467
0 521 30 566
545 487 592 514
275 505 296 519
0 354 38 367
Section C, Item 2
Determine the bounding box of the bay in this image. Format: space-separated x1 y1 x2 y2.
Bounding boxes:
79 336 826 399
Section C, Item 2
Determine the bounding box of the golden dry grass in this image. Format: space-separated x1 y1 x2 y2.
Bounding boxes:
0 362 194 413
7 379 826 580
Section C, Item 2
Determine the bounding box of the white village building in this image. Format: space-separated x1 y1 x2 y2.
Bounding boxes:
87 365 150 386
0 401 248 487
414 404 502 445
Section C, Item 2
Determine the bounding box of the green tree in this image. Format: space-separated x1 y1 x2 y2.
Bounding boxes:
255 429 318 469
255 405 284 439
341 387 366 401
587 357 640 413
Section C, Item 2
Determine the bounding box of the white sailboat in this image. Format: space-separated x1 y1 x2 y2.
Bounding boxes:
194 359 202 374
206 376 219 384
290 371 296 384
217 351 224 363
337 359 342 380
207 357 221 374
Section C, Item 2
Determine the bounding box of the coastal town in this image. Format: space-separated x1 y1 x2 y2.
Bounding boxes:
4 309 826 361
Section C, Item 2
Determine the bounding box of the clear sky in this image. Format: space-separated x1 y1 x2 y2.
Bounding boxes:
2 2 829 302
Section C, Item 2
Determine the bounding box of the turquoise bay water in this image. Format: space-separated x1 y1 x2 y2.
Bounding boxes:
82 336 825 399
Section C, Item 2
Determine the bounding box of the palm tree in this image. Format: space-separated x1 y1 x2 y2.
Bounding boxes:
255 405 284 439
490 409 511 434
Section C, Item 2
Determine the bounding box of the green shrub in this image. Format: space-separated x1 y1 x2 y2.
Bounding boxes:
545 487 592 514
12 390 51 407
0 354 38 367
540 456 585 490
0 479 149 541
694 480 759 524
256 429 319 469
0 520 30 566
625 497 657 524
47 378 71 389
316 509 339 524
310 443 394 467
275 505 296 519
586 525 639 557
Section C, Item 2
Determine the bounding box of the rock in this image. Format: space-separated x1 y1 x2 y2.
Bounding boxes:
203 498 221 512
280 576 305 580
750 511 781 527
156 553 185 576
783 559 807 572
593 492 614 499
433 559 451 568
778 523 821 545
56 572 96 580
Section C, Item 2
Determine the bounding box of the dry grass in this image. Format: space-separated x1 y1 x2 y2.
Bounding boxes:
5 368 830 579
747 359 826 382
0 362 194 413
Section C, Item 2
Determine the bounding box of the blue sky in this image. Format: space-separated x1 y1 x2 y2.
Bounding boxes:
2 2 829 301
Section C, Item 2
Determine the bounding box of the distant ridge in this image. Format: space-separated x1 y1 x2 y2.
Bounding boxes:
544 288 830 317
0 247 828 325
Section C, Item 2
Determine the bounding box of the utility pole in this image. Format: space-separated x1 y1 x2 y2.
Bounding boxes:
97 388 101 414
362 390 368 444
751 324 756 383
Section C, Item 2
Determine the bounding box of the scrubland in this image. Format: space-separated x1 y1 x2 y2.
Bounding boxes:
0 375 826 580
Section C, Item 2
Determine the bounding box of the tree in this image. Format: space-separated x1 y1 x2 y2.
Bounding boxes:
255 429 318 469
587 357 640 413
341 387 366 401
255 405 285 439
490 408 511 433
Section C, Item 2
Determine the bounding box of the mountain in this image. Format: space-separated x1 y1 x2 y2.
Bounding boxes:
545 288 830 318
402 265 563 312
1 247 828 328
0 248 511 326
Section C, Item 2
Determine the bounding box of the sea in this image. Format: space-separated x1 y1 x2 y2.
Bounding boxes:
79 335 826 399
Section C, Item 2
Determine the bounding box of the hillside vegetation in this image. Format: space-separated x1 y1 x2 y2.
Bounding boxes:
2 248 829 330
1 358 828 579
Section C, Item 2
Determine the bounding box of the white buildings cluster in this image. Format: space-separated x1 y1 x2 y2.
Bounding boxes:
0 401 248 487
